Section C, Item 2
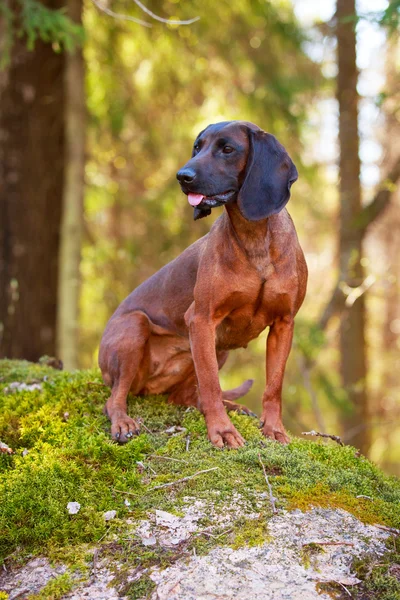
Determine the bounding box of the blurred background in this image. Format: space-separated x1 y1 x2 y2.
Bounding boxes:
0 0 399 472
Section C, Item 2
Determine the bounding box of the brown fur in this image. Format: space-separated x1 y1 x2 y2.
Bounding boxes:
99 121 307 448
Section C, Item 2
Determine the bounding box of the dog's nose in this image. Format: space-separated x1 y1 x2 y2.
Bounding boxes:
176 167 196 184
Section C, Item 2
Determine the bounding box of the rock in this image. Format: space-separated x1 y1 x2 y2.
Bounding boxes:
149 507 389 600
103 510 117 521
0 558 67 599
4 381 43 394
67 502 81 515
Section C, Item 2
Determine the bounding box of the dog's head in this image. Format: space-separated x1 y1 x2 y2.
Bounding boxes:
176 121 298 221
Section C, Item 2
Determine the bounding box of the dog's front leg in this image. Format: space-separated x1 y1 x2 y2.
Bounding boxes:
261 315 294 444
186 308 245 449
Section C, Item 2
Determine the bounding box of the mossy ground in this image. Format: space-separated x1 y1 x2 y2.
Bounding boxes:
1 359 400 598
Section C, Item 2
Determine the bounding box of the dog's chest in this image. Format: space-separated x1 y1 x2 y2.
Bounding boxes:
215 272 288 350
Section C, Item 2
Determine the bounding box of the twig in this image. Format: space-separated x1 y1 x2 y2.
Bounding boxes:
258 453 278 514
115 466 219 495
356 495 373 500
149 467 219 491
136 419 153 435
185 435 191 452
304 541 354 547
196 527 233 540
132 0 200 25
91 0 152 27
136 460 156 475
92 548 99 574
302 430 344 446
374 524 400 536
336 581 352 597
96 530 109 544
147 454 189 464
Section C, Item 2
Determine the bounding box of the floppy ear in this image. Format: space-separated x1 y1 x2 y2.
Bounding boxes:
237 130 298 221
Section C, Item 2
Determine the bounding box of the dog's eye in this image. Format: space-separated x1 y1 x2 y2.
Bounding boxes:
194 143 200 153
223 145 234 154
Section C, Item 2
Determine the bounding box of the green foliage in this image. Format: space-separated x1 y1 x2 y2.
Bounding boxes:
1 359 399 577
0 0 84 68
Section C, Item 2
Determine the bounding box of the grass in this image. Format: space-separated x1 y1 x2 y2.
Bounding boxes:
0 359 400 596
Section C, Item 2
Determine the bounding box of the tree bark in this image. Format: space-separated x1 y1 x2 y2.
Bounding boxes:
0 1 65 361
57 0 85 369
336 0 369 454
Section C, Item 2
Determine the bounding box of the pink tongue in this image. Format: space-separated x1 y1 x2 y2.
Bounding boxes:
188 193 204 207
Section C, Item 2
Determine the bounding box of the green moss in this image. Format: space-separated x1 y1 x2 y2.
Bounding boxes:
300 542 324 570
27 573 74 599
124 574 156 599
231 515 271 549
1 359 400 580
349 535 400 600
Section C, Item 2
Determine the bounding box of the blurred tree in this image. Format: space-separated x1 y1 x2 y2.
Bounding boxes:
369 32 400 469
57 0 85 369
318 2 400 455
0 0 66 361
336 0 369 454
0 0 83 362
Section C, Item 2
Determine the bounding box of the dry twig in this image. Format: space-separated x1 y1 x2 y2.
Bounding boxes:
115 466 219 495
147 454 189 464
374 524 400 536
258 453 278 514
304 541 354 547
336 581 352 597
196 527 233 540
149 467 219 491
302 430 344 446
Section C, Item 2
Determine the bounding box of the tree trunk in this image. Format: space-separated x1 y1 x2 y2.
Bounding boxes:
336 0 369 454
379 35 400 454
57 0 85 369
0 1 65 361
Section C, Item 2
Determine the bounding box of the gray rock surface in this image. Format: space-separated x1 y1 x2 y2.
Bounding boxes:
150 507 388 600
0 505 390 600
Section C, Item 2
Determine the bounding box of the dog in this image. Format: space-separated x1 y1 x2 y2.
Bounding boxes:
99 121 307 448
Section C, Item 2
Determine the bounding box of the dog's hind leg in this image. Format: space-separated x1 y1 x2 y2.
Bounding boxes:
99 311 151 443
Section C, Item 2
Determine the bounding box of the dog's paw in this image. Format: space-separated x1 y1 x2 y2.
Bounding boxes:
207 415 246 449
111 414 140 443
260 419 289 444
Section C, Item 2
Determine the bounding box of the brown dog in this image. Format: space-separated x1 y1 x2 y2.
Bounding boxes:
99 121 307 448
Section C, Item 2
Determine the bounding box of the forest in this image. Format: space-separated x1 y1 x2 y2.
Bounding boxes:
0 0 399 473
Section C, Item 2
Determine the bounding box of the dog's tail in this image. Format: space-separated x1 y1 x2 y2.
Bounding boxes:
222 378 254 401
